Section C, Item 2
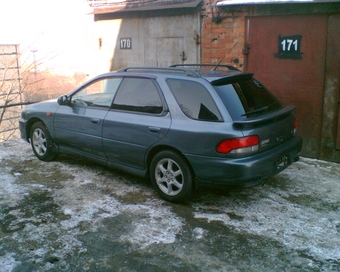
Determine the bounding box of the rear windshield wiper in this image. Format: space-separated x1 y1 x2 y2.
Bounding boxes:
241 105 269 117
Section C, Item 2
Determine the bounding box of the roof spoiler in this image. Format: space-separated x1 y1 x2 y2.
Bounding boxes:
233 105 296 128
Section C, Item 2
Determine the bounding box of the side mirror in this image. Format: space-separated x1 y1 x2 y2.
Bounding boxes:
57 95 69 105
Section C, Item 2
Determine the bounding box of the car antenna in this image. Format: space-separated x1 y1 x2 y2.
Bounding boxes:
211 42 239 71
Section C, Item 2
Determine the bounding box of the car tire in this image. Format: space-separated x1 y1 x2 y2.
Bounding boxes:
30 122 58 162
150 150 194 203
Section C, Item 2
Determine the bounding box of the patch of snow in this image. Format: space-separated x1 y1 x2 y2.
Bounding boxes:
60 196 121 230
120 202 184 249
1 140 339 269
193 157 340 261
0 253 20 272
0 173 27 207
193 227 207 239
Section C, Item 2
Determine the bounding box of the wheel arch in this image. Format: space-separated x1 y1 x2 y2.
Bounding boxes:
25 117 45 141
146 145 196 180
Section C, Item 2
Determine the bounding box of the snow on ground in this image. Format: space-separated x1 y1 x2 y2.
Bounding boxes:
0 140 184 270
0 139 339 271
193 158 340 261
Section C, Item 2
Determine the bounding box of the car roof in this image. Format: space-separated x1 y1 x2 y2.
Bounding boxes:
112 64 254 83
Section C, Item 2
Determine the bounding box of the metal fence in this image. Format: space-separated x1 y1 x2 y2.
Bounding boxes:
0 44 23 141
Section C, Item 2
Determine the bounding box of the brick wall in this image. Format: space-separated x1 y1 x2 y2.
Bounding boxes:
200 1 251 70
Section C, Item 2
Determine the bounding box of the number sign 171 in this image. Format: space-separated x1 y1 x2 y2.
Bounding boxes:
276 35 302 59
281 39 298 52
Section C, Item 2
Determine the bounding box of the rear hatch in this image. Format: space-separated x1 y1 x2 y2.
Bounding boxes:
212 74 297 152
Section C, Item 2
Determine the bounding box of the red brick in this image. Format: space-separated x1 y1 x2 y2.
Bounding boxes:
201 58 212 63
201 38 211 44
232 38 244 45
222 22 234 29
233 12 247 17
211 27 226 33
233 21 245 29
234 17 245 23
233 27 244 34
212 43 227 49
215 38 233 44
204 23 212 30
225 32 239 39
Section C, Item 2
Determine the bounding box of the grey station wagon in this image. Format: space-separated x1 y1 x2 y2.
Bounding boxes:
19 65 303 202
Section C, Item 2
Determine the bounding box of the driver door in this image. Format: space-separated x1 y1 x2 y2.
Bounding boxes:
54 77 122 160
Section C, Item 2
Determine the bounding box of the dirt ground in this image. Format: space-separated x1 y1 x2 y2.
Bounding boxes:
0 140 339 272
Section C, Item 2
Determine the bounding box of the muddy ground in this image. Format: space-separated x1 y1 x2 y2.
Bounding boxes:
0 140 339 271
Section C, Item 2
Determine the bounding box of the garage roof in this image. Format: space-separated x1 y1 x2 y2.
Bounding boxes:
89 0 202 15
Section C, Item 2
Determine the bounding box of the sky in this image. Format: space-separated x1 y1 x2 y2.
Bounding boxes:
0 0 94 74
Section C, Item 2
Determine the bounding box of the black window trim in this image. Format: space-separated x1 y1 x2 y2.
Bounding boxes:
110 76 169 116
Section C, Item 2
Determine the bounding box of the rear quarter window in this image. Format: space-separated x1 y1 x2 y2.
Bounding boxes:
167 79 222 121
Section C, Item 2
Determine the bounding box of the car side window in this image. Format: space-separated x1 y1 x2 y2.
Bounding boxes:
71 78 122 108
167 79 222 121
112 77 163 114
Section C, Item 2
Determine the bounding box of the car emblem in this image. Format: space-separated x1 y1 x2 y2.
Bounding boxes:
261 139 270 146
276 136 284 143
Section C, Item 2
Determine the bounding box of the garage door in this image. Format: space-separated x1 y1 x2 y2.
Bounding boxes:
244 14 340 161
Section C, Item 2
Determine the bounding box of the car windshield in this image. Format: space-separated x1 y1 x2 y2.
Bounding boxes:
213 77 282 120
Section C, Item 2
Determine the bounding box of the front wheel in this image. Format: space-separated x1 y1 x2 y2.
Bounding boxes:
150 150 194 203
30 122 58 162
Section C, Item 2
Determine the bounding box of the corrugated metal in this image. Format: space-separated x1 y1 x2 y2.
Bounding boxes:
217 0 340 6
90 0 202 14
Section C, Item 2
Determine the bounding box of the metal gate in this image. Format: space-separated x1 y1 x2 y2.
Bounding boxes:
326 15 340 156
244 14 340 162
106 13 200 71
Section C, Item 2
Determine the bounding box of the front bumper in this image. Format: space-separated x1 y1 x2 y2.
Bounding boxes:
18 118 28 142
186 135 303 187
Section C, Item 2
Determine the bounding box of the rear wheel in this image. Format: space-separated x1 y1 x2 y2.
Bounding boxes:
150 150 194 203
30 122 58 161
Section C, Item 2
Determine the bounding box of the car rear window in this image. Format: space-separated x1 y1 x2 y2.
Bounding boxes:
212 77 282 120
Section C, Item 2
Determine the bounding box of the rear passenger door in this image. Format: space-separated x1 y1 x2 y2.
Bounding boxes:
103 76 171 170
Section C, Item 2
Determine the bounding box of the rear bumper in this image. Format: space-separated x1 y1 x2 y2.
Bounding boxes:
186 135 303 187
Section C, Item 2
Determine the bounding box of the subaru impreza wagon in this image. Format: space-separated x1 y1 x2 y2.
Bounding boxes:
19 64 302 202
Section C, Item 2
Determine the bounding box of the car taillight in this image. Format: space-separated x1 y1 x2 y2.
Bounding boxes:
216 135 259 155
293 119 298 135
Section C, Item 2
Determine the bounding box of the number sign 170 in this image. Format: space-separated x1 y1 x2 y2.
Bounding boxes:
120 38 132 49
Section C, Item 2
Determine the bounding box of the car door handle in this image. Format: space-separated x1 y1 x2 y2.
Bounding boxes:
149 127 161 133
90 118 100 124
